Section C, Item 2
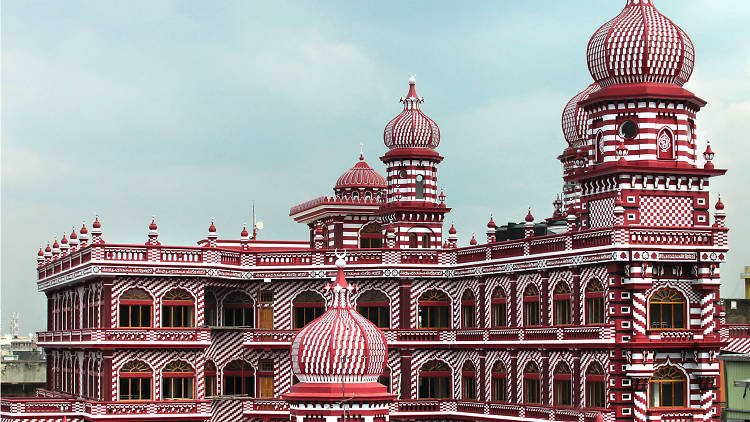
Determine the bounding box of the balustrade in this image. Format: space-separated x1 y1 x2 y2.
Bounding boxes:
104 247 147 261
160 249 203 263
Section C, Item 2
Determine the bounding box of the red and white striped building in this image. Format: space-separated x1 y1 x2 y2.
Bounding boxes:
2 1 747 422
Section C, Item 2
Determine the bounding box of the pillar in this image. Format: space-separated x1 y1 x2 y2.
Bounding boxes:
399 278 412 329
399 349 413 399
478 277 486 329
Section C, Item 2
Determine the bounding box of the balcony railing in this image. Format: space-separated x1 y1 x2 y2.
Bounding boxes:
0 397 210 420
37 328 211 346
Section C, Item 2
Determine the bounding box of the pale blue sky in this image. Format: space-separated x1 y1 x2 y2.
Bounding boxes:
3 1 749 334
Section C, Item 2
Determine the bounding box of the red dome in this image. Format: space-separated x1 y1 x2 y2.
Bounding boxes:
290 258 387 386
561 83 600 145
335 154 386 190
587 0 694 87
383 77 440 150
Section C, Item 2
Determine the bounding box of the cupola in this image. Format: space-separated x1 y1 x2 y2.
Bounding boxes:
334 149 387 198
383 76 440 150
561 83 600 146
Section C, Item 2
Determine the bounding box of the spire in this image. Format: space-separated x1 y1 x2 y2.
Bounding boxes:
359 143 364 161
327 251 355 309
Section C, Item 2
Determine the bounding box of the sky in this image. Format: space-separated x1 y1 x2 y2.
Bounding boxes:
2 0 750 334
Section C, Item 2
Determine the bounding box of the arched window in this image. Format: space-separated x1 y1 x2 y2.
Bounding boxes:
415 174 425 199
223 292 254 327
553 362 572 407
461 290 476 329
649 288 686 329
491 287 507 328
119 289 152 328
409 233 418 248
204 361 217 397
595 130 604 163
162 361 195 400
461 361 477 400
523 285 541 326
257 359 274 398
224 360 254 396
205 292 217 327
649 366 686 408
293 291 325 329
586 362 605 408
657 127 675 160
378 367 391 393
585 279 605 324
491 361 507 402
162 289 194 328
357 290 390 328
524 362 541 404
359 223 382 249
418 290 450 329
553 282 571 326
421 233 430 249
418 360 451 399
119 361 152 401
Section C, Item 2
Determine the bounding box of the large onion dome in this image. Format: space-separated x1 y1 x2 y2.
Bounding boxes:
587 0 694 87
286 255 389 399
335 152 387 191
561 83 600 145
383 76 440 150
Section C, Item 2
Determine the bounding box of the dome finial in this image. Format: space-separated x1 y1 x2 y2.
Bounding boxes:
359 142 364 160
408 73 416 85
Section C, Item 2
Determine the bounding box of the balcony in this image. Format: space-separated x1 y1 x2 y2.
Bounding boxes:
37 328 211 348
0 398 210 421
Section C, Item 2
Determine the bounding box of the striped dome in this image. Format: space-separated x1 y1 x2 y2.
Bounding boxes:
383 76 440 150
335 153 386 190
290 259 387 384
561 83 600 145
587 0 694 87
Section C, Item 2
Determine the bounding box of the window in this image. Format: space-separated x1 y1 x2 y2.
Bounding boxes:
421 233 430 249
595 130 604 163
419 360 451 399
461 290 476 329
205 292 217 327
657 127 674 160
409 233 418 248
586 362 605 408
523 285 541 326
648 366 687 407
378 367 391 393
224 360 254 396
223 292 254 327
619 120 638 139
649 289 685 329
585 279 605 324
491 287 507 328
524 362 541 404
415 174 425 199
491 361 507 402
293 291 325 329
554 362 572 407
359 223 383 249
204 361 217 397
119 289 152 328
162 289 194 328
418 290 450 329
119 361 152 401
162 361 194 400
357 290 390 328
258 290 274 330
461 361 477 400
553 282 571 325
257 359 274 398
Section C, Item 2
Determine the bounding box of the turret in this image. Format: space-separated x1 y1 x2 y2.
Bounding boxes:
90 216 104 244
207 219 217 248
146 217 160 246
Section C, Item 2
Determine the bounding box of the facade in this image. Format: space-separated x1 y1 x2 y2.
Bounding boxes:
3 1 750 422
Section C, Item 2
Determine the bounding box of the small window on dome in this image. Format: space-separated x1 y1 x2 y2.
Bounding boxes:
619 120 638 140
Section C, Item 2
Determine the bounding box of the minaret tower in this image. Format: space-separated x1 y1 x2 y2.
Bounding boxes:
380 76 450 248
283 253 394 422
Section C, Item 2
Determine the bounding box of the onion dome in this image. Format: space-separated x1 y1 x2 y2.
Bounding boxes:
715 195 724 211
469 234 478 246
335 152 386 190
587 0 694 87
149 218 158 231
561 83 600 145
92 216 101 229
487 214 497 229
38 248 44 257
241 224 249 238
525 207 534 223
79 222 88 235
289 255 387 393
383 76 440 150
448 222 457 235
61 235 68 245
386 224 395 234
45 244 52 254
70 228 78 241
208 219 217 233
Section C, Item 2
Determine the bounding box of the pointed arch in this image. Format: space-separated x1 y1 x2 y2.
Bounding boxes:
162 289 195 328
418 289 450 329
119 288 153 328
461 289 476 328
418 360 451 399
553 361 572 406
585 278 605 324
553 280 572 326
523 361 541 404
461 360 477 399
585 361 605 408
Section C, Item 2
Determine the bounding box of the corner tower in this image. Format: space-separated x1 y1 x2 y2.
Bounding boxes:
380 76 450 248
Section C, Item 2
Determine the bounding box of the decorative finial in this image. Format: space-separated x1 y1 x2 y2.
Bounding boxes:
359 143 364 160
408 74 416 85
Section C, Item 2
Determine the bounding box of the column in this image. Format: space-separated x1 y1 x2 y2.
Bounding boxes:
479 351 487 401
399 278 412 329
541 351 550 405
101 352 113 401
572 351 582 407
540 271 550 326
510 351 519 403
400 349 413 399
509 275 518 327
101 278 113 328
571 268 581 325
478 277 486 329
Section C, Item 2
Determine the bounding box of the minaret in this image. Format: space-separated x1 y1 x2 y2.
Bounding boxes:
283 253 394 422
380 76 450 248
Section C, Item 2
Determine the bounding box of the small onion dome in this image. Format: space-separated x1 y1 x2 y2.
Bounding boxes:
469 234 478 246
45 244 52 254
525 207 534 223
79 222 88 235
70 228 78 240
487 214 497 229
92 216 101 229
38 248 44 256
561 83 600 145
149 218 158 231
61 235 68 245
335 153 386 190
448 222 457 235
288 255 388 398
383 76 440 150
587 0 694 87
715 195 724 210
208 219 217 233
53 239 60 249
241 224 250 238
